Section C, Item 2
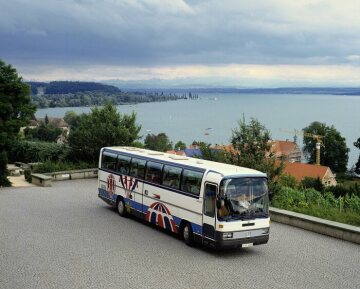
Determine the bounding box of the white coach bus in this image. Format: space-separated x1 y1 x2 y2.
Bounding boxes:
98 146 270 248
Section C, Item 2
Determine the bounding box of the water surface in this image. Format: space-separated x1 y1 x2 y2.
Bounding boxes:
36 93 360 167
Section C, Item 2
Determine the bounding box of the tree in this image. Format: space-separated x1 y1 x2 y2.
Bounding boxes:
354 137 360 175
24 123 63 142
303 121 349 173
68 103 141 163
144 133 173 152
198 142 227 162
0 60 36 186
228 117 283 186
64 110 83 129
174 141 186 151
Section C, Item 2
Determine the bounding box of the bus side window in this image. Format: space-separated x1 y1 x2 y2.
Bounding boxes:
145 161 163 185
130 158 146 179
162 165 182 189
116 155 131 175
101 151 117 171
181 169 203 196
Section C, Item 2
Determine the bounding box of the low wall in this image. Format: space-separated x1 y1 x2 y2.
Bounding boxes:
270 207 360 245
44 168 98 181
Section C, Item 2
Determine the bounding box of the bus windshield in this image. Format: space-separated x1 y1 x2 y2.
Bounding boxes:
218 177 269 221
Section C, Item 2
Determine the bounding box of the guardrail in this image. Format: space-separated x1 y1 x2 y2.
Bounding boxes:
270 207 360 245
44 168 98 181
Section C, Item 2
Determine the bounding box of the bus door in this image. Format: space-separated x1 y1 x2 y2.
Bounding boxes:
122 157 146 216
202 183 217 241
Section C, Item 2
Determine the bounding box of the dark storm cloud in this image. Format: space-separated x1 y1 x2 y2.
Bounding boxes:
1 0 359 68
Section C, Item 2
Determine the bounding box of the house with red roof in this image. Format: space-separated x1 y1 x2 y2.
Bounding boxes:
270 140 301 162
282 162 337 187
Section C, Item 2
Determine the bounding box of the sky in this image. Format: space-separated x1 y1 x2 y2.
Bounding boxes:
1 0 360 87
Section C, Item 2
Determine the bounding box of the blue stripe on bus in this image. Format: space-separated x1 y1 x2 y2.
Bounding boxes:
98 188 117 201
98 188 203 235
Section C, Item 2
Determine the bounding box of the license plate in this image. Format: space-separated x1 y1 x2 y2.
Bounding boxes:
242 243 253 248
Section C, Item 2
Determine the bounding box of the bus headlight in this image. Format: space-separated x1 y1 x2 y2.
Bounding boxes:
222 232 233 239
261 228 270 234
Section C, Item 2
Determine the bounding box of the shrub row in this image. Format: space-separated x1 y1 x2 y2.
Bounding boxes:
32 160 94 173
272 187 360 226
8 141 70 163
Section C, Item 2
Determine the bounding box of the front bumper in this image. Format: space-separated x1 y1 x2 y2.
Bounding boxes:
214 233 269 249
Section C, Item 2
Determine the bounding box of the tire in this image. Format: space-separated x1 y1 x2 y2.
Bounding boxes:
182 223 194 246
117 198 127 217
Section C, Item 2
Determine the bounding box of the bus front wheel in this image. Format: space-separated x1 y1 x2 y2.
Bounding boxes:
117 198 127 217
182 223 194 246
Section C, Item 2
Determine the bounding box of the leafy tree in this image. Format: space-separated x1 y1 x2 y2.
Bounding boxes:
24 123 63 142
198 142 227 162
303 121 349 173
144 133 173 152
354 137 360 175
231 117 271 166
228 117 283 188
174 141 186 151
64 110 84 129
68 103 141 163
0 60 36 186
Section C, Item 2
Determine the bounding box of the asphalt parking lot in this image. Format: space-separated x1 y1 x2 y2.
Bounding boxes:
1 179 359 289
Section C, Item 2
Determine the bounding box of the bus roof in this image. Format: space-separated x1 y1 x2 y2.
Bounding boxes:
103 146 267 178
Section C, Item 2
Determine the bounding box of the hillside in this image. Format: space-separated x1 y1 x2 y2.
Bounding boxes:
28 81 121 95
27 81 184 108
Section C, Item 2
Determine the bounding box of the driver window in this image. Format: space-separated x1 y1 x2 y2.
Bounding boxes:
204 184 216 217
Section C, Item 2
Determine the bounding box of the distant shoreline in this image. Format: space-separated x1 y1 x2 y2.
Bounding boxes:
122 87 360 96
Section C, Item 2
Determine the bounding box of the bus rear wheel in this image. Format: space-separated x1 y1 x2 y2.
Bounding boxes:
182 223 194 246
117 198 127 217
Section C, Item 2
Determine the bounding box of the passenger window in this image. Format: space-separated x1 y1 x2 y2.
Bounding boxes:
181 170 203 196
101 151 117 171
145 161 163 184
116 155 131 175
162 165 182 189
130 158 146 179
204 184 217 217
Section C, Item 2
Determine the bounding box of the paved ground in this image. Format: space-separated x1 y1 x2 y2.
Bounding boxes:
8 175 35 188
0 179 359 289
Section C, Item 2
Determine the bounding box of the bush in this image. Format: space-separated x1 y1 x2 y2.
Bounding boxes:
343 194 360 214
0 151 11 187
277 174 298 189
272 186 360 226
303 188 324 206
8 141 70 163
272 187 307 209
32 160 94 174
326 183 360 198
24 169 32 183
300 177 324 192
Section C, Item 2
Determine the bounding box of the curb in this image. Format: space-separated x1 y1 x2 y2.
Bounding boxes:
44 168 98 181
270 207 360 245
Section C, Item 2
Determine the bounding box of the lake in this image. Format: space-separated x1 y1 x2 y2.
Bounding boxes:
35 93 360 168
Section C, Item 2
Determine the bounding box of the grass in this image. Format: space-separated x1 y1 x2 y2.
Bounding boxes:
276 205 360 227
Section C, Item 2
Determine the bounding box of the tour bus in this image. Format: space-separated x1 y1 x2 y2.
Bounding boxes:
98 146 270 248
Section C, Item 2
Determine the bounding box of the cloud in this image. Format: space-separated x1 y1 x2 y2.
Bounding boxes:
1 0 359 84
20 63 360 87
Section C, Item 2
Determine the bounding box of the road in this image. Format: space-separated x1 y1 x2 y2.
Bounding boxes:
0 179 359 289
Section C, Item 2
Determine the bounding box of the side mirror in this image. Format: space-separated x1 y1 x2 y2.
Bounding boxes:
269 191 273 201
